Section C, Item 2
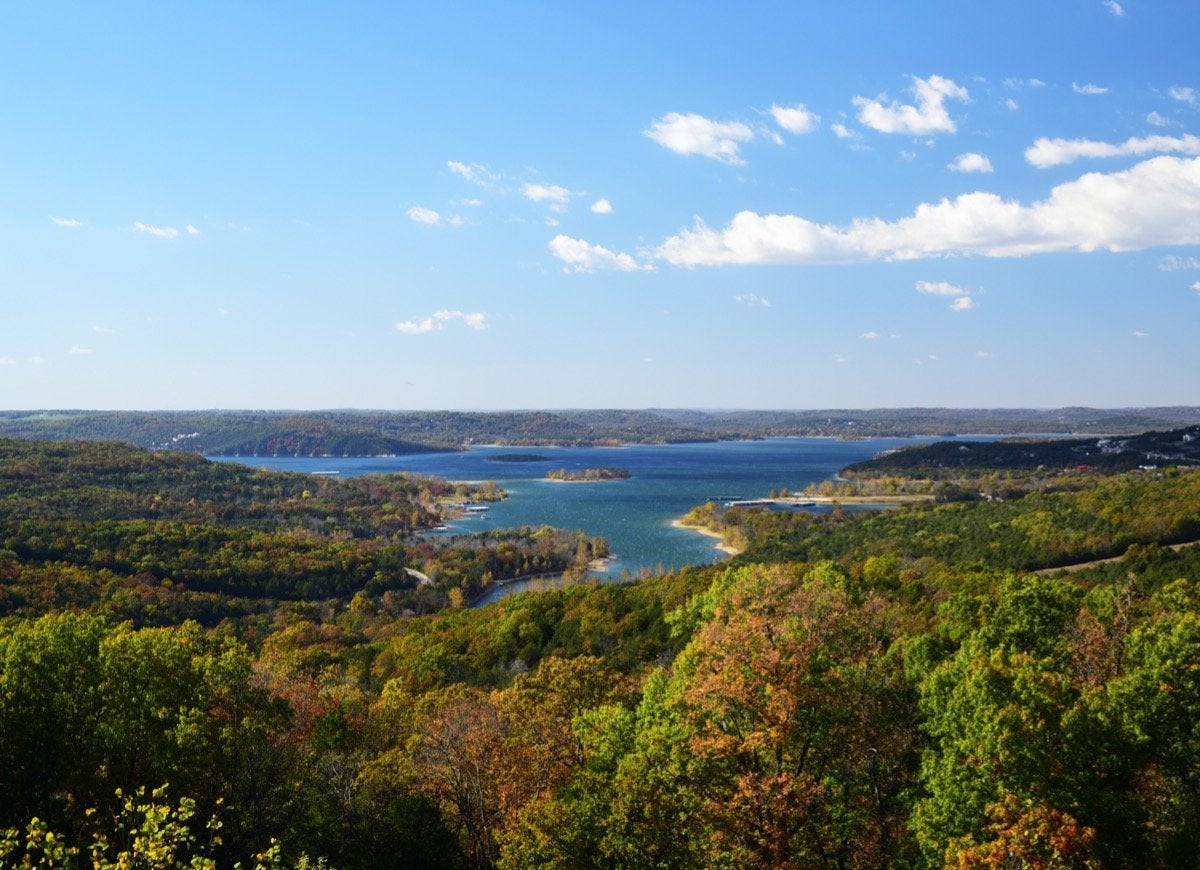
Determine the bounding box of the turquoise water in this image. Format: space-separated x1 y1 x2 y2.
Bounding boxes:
214 437 937 582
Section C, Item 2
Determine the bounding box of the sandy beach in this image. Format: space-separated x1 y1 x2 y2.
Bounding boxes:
671 519 741 556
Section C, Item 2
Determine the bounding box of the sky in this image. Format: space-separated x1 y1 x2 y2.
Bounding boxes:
3 0 1199 411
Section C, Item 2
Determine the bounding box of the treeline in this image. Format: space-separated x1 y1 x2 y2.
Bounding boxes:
3 407 1199 455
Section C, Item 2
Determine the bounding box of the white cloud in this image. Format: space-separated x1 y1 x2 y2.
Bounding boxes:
395 309 487 335
1160 255 1200 271
1133 330 1148 337
50 216 83 228
1105 0 1124 16
446 214 465 227
860 331 880 340
852 74 969 135
186 224 201 236
654 155 1200 265
133 221 178 239
447 160 499 187
523 183 571 207
549 235 650 272
916 280 969 297
1005 98 1020 111
1026 133 1200 167
92 325 114 334
976 350 991 358
1073 82 1109 95
407 206 442 225
833 354 847 364
770 103 820 135
591 198 613 215
643 112 755 164
459 198 484 207
950 296 975 311
1169 86 1198 107
832 123 860 140
69 346 93 355
28 356 44 365
733 293 771 307
1147 111 1170 128
544 217 560 227
1192 280 1200 292
0 356 16 366
949 152 995 173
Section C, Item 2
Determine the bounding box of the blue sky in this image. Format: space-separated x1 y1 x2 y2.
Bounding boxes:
3 1 1199 410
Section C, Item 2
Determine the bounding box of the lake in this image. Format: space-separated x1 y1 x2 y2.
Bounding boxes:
213 437 943 596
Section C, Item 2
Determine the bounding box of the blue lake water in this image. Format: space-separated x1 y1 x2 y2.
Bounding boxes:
213 437 942 588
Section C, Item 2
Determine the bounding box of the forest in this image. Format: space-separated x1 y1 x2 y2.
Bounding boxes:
2 432 1200 867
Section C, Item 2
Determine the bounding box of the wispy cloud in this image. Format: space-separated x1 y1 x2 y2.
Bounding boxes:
591 198 613 215
1147 111 1170 128
948 152 994 173
918 280 976 311
1160 255 1200 271
92 325 115 334
50 216 84 228
186 224 201 236
447 160 500 187
1191 280 1200 292
522 183 571 210
69 345 93 355
549 235 650 273
1132 330 1148 337
0 356 16 366
1169 86 1198 108
643 112 755 164
733 293 771 307
769 103 820 135
1073 82 1109 95
832 122 860 140
860 331 880 340
133 221 179 239
395 309 487 335
654 155 1200 265
1004 98 1019 111
853 74 969 135
1026 133 1200 167
407 206 443 224
1104 0 1124 17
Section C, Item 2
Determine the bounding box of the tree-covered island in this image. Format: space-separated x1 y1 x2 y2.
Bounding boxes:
544 467 630 481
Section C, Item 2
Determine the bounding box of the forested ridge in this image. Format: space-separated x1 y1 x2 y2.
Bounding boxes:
3 435 1200 867
2 407 1199 455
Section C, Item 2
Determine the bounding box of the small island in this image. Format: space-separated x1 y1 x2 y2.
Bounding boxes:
487 453 551 463
545 467 631 482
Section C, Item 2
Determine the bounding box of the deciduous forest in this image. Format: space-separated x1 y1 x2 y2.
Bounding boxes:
3 430 1200 867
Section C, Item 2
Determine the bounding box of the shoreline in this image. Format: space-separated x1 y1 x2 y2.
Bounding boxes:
671 519 741 557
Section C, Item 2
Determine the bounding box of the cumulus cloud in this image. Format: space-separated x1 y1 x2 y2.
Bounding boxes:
549 235 649 272
1026 133 1200 167
1169 86 1198 107
133 221 178 239
643 112 755 164
654 155 1200 265
407 206 443 224
770 103 820 135
395 309 487 335
949 152 995 173
950 296 975 311
832 123 860 140
51 216 83 228
591 198 613 215
733 293 771 307
1073 82 1109 95
1105 0 1124 16
916 280 969 297
522 183 571 208
852 75 969 135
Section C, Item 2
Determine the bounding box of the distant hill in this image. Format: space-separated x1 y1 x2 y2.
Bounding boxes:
0 407 1197 455
843 425 1200 477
